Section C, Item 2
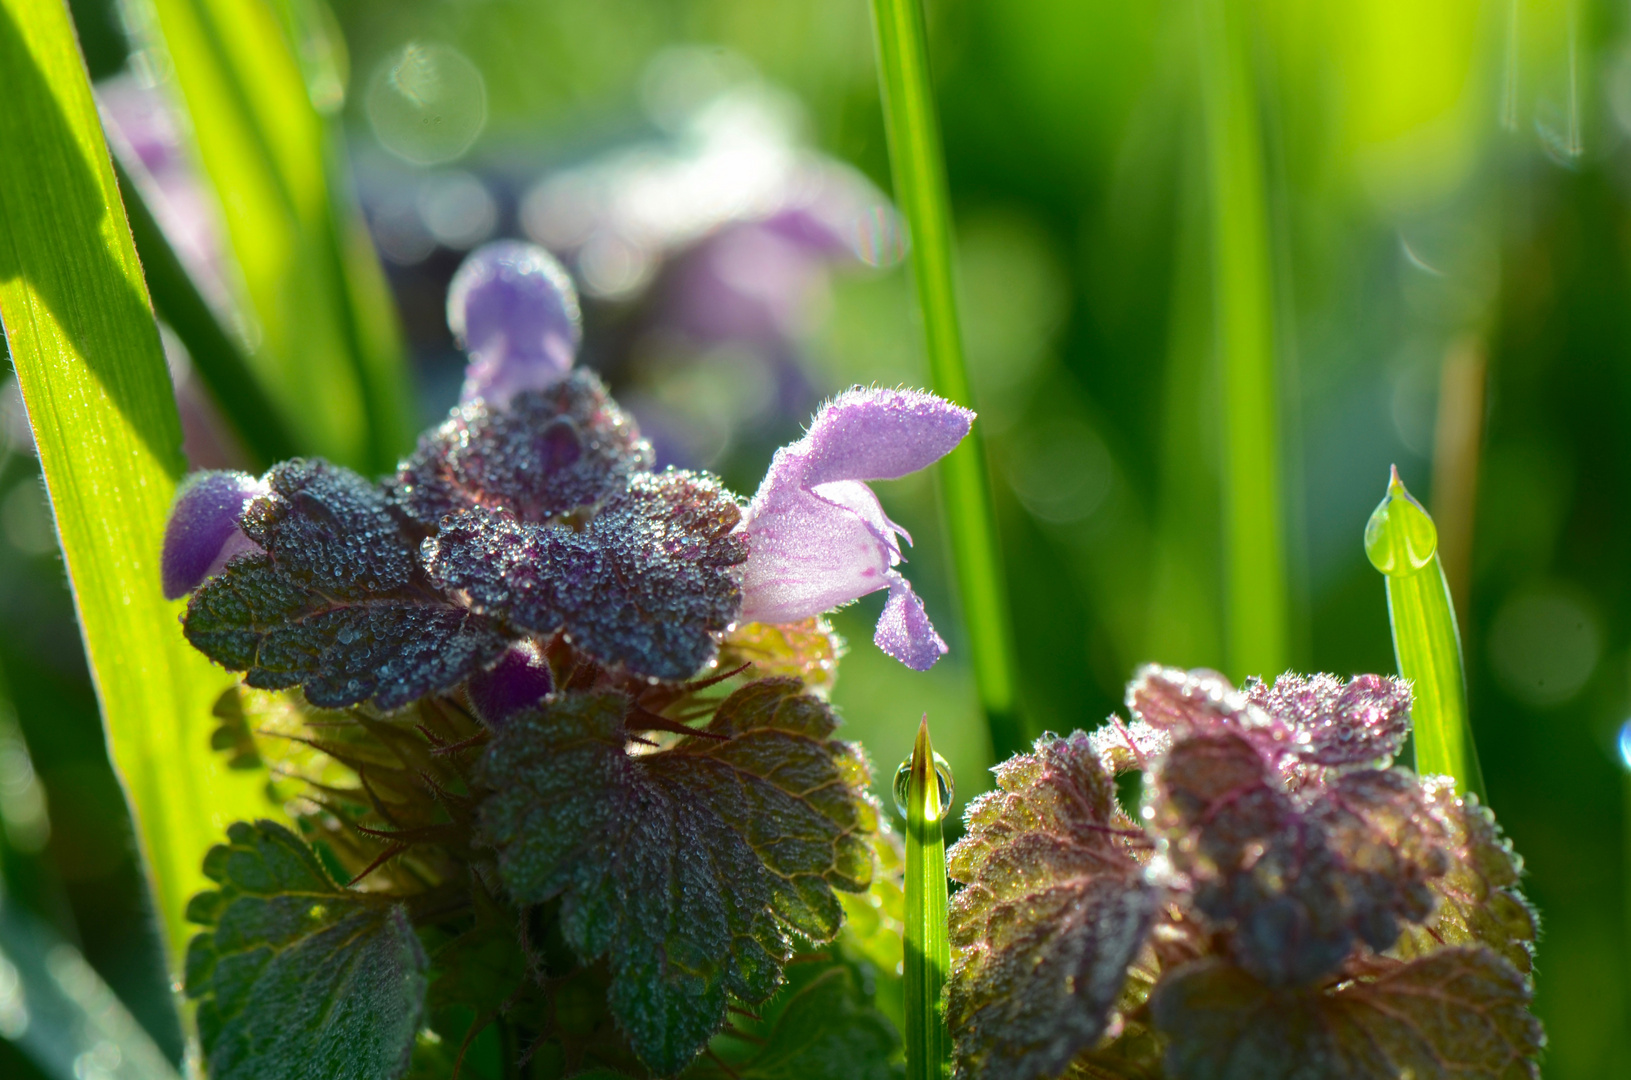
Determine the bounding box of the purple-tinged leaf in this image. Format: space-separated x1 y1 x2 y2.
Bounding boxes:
474 680 876 1074
183 459 508 709
425 469 746 680
1396 778 1538 977
390 370 651 530
1126 666 1290 757
945 732 1154 1080
449 240 583 408
1147 734 1451 988
161 470 267 599
1243 673 1412 766
1150 948 1542 1080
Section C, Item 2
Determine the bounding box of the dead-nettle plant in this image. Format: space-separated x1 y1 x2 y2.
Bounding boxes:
945 664 1543 1080
162 241 972 1080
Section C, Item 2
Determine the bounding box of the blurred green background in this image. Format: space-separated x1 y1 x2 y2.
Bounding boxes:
3 0 1630 1074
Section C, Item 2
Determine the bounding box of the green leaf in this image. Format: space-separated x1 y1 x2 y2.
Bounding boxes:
1396 779 1538 977
945 732 1153 1080
1197 0 1289 681
475 679 877 1075
183 819 429 1080
125 0 410 472
1365 467 1487 799
686 966 901 1080
0 0 273 965
1149 948 1543 1080
0 899 182 1080
868 0 1024 761
902 717 950 1080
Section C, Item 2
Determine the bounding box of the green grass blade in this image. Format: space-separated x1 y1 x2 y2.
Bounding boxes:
125 0 411 472
111 153 298 469
902 716 950 1080
0 0 273 965
1365 467 1487 800
869 0 1023 762
1197 0 1288 682
0 900 182 1080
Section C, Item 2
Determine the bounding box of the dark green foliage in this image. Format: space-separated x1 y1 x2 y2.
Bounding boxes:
476 679 876 1074
946 732 1154 1080
183 820 428 1080
389 371 652 528
424 470 747 680
684 966 901 1080
1149 950 1542 1080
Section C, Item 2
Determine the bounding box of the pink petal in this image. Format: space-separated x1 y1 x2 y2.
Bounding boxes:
873 572 947 671
798 386 973 487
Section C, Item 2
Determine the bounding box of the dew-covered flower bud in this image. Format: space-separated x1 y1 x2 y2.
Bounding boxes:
465 641 554 727
450 240 582 408
739 387 973 670
160 470 267 600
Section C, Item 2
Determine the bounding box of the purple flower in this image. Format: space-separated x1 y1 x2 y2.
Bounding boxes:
449 241 583 408
738 387 973 670
161 471 267 600
465 641 554 726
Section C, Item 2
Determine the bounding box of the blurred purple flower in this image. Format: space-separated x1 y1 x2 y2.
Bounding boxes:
739 387 973 670
450 241 583 408
161 471 267 600
465 641 554 726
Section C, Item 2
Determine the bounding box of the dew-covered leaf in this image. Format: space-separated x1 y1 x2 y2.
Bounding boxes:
717 618 846 694
1243 673 1412 766
685 966 901 1080
945 732 1154 1080
183 820 429 1080
475 679 876 1074
1148 734 1449 987
1127 666 1288 754
426 469 746 680
183 459 509 709
1149 948 1542 1080
1396 780 1538 976
390 370 652 528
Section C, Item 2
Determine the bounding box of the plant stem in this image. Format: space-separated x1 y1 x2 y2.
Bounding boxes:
903 715 950 1080
1365 467 1487 800
869 0 1024 763
1197 0 1289 682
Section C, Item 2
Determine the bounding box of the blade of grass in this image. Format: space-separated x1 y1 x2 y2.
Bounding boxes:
0 900 182 1080
122 0 411 472
869 0 1023 763
902 716 950 1080
0 0 271 964
1197 0 1289 682
1365 467 1487 800
1429 336 1487 626
111 151 298 469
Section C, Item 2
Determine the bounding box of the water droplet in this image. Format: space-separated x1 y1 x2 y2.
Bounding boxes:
892 751 954 817
1617 720 1631 771
1364 467 1438 576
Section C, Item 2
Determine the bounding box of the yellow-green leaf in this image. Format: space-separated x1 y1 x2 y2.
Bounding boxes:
0 0 268 966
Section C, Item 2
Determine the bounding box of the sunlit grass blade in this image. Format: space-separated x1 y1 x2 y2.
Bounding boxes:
869 0 1023 762
902 716 950 1080
111 153 297 469
0 0 272 965
1365 467 1487 799
0 900 182 1080
1197 0 1289 682
123 0 411 472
